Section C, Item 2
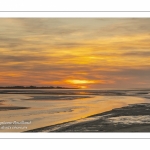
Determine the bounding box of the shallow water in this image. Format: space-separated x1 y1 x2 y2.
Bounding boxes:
0 89 149 132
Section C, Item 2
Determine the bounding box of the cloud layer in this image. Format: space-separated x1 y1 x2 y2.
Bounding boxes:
0 18 150 89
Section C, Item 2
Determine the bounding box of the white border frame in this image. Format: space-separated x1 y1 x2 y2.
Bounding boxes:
0 11 150 139
0 12 150 18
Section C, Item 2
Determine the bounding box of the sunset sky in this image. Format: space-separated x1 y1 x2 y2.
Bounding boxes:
0 18 150 89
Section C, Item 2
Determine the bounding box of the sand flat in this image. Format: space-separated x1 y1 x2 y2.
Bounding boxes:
26 103 150 132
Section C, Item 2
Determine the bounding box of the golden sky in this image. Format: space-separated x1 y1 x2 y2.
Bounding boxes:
0 18 150 89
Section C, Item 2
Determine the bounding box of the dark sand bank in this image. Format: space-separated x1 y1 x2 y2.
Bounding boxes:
0 100 29 111
0 100 5 105
25 95 91 101
26 103 150 132
0 106 29 111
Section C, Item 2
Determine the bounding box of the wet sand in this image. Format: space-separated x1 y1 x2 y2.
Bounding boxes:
26 103 150 132
1 89 150 132
26 95 91 101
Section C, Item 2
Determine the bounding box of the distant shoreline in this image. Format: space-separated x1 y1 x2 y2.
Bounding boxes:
0 87 150 90
0 86 78 89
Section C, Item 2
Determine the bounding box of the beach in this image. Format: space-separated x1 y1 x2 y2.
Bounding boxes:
25 103 150 132
0 89 150 132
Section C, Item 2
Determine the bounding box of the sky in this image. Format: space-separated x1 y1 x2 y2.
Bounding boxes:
0 18 150 89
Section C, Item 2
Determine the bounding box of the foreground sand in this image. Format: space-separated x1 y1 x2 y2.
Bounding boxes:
26 103 150 132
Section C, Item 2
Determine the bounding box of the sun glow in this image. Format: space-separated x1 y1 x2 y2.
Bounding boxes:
79 85 87 89
66 79 95 84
